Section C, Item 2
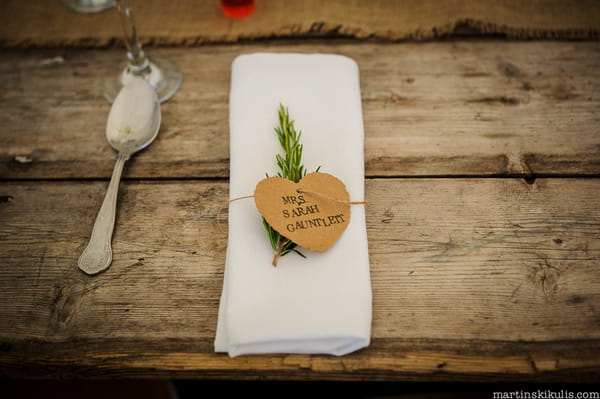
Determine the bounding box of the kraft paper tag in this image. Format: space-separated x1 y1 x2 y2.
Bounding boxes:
254 172 351 252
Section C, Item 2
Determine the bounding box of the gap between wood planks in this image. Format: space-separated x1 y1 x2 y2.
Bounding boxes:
1 174 599 183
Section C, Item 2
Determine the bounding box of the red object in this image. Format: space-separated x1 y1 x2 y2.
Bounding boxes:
221 0 255 18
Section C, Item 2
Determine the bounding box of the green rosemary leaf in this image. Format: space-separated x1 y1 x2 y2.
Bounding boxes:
263 104 310 265
292 249 307 258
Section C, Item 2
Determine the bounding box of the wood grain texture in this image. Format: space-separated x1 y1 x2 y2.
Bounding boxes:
1 0 599 47
1 41 599 179
0 178 598 380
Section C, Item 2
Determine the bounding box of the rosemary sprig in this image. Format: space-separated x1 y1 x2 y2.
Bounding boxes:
264 104 308 266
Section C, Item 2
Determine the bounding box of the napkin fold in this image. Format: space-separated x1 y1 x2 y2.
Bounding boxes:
215 53 372 357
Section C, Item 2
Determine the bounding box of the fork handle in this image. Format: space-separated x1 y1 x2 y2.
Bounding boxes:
78 154 128 275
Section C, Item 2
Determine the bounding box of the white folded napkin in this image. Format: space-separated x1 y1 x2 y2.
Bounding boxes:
215 53 372 357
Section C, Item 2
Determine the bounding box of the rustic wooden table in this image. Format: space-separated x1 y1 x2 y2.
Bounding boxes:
0 1 599 383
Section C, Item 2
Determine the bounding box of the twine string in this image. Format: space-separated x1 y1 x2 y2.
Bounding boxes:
215 191 366 233
215 194 254 233
296 188 368 205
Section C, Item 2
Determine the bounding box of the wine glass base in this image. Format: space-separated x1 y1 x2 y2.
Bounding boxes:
61 0 116 13
103 54 183 104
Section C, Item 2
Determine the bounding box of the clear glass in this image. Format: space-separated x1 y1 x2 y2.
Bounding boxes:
102 0 182 103
61 0 116 13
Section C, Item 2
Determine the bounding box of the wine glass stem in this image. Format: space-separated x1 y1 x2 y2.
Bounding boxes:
117 0 149 74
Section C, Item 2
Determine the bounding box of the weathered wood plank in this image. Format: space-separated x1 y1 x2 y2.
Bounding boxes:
1 338 599 381
1 41 599 179
0 178 598 380
1 0 599 47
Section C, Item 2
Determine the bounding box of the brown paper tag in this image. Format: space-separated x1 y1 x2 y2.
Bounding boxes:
254 172 351 252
